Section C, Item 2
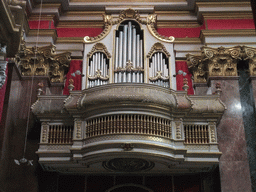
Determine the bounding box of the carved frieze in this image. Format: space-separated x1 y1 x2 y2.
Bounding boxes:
16 41 71 83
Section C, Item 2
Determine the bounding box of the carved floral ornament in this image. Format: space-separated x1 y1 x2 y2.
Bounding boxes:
16 41 71 83
186 46 256 83
84 8 175 44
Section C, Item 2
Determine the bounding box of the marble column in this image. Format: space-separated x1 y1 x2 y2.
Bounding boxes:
210 77 252 192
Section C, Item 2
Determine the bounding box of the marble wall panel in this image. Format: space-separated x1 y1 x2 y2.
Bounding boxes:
210 79 252 192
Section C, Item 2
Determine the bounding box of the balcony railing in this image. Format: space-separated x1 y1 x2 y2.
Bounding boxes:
86 114 172 139
184 124 209 144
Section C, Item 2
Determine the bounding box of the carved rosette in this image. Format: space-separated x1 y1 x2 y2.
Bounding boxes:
103 158 154 172
16 42 71 83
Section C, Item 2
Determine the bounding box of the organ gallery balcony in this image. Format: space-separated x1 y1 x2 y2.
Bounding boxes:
32 83 226 174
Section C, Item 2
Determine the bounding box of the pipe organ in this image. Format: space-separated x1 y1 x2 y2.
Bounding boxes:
149 52 169 88
114 21 144 83
87 52 109 88
83 9 176 90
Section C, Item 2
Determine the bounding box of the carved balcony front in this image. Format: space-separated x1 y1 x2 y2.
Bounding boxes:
32 84 225 174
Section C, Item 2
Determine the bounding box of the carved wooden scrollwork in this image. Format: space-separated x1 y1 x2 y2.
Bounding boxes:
16 41 71 83
186 54 207 83
84 8 175 44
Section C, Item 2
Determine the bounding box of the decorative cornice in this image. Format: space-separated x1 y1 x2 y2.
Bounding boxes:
187 45 256 83
56 37 84 44
201 29 256 38
16 41 71 83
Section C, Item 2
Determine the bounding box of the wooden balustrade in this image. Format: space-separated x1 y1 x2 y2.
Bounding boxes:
184 124 209 144
48 125 73 144
86 114 172 139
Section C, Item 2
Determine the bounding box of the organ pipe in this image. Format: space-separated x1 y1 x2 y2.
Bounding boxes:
114 21 144 84
149 52 169 88
88 52 109 88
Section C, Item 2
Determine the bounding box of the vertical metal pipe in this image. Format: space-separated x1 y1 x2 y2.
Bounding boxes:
132 27 136 83
115 36 119 83
136 34 140 83
100 53 104 85
123 24 128 83
154 54 157 85
149 62 152 83
119 31 123 83
128 22 132 61
160 53 163 86
140 39 143 83
92 54 95 87
89 60 93 87
97 52 101 86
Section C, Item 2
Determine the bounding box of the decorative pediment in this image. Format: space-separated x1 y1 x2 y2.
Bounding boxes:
84 8 175 44
87 43 111 59
186 45 256 83
147 42 170 58
16 41 71 83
